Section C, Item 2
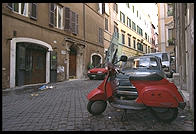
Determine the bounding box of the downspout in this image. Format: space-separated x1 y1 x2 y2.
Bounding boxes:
83 3 87 78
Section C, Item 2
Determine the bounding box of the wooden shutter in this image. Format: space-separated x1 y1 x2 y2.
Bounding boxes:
102 3 105 14
64 7 70 31
49 3 55 26
76 13 79 35
7 3 13 10
99 28 103 44
71 11 76 34
30 3 37 20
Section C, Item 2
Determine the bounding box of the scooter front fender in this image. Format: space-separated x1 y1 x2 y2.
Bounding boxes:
87 78 113 101
87 87 105 101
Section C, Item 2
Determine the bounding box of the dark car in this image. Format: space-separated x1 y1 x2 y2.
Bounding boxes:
115 55 166 100
87 66 107 80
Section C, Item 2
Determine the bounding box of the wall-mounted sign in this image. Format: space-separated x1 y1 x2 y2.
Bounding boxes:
61 50 66 55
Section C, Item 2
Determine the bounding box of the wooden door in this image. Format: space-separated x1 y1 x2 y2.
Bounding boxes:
69 53 76 77
31 49 46 84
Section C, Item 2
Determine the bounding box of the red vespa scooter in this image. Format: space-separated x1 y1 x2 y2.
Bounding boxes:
87 50 186 123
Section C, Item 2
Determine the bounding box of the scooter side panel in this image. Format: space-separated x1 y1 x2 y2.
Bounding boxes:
141 88 178 107
131 78 184 107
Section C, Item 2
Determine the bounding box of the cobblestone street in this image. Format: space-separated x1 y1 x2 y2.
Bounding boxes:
2 80 194 131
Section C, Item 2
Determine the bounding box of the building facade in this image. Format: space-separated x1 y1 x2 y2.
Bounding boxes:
100 3 157 60
173 3 194 112
157 3 175 56
2 3 104 89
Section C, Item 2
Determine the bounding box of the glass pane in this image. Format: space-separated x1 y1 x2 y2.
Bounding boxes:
54 6 57 27
21 3 24 14
31 3 37 18
58 7 62 28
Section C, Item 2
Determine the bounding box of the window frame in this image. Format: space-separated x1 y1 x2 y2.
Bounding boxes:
98 28 104 44
132 21 136 31
8 3 29 17
120 11 125 24
105 18 108 31
128 36 131 47
30 3 37 20
127 17 131 28
121 33 125 45
113 3 118 13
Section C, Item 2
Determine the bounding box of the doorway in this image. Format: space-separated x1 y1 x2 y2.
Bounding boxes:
16 43 46 86
69 45 77 78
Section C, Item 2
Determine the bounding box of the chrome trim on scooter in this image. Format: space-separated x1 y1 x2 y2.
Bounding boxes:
116 90 138 96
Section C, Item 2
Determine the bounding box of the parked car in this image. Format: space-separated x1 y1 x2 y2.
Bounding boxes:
144 52 173 78
87 65 107 80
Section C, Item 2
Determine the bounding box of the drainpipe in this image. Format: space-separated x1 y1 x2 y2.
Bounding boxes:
83 3 87 79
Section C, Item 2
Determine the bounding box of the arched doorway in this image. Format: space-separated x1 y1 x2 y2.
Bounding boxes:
69 45 77 78
92 55 101 67
10 37 53 88
16 42 47 86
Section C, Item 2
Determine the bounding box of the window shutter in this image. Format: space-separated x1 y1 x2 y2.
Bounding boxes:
102 3 105 14
76 14 79 35
64 7 70 31
71 11 76 34
99 28 103 44
30 3 37 20
49 3 55 26
7 3 13 10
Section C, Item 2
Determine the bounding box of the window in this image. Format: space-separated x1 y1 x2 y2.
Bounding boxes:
148 46 150 53
7 3 37 19
7 3 29 17
64 7 79 34
120 12 125 24
49 3 63 29
132 21 136 31
55 4 63 29
145 33 147 40
132 5 134 13
168 29 172 40
113 3 118 13
114 25 119 38
128 37 131 47
98 3 102 14
102 3 109 15
30 3 37 19
167 3 173 16
127 17 131 28
98 28 103 44
137 42 143 51
133 39 136 49
137 25 143 36
137 10 138 17
122 33 125 44
105 18 108 31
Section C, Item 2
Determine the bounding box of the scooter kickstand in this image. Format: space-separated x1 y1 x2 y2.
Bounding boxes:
121 109 127 122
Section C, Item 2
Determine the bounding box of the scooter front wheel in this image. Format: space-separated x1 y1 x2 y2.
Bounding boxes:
151 107 178 123
87 100 107 115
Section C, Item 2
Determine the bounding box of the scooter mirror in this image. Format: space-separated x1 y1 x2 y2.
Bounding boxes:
120 55 128 62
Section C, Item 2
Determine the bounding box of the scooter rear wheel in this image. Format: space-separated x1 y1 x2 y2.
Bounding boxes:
151 107 178 123
87 100 107 115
